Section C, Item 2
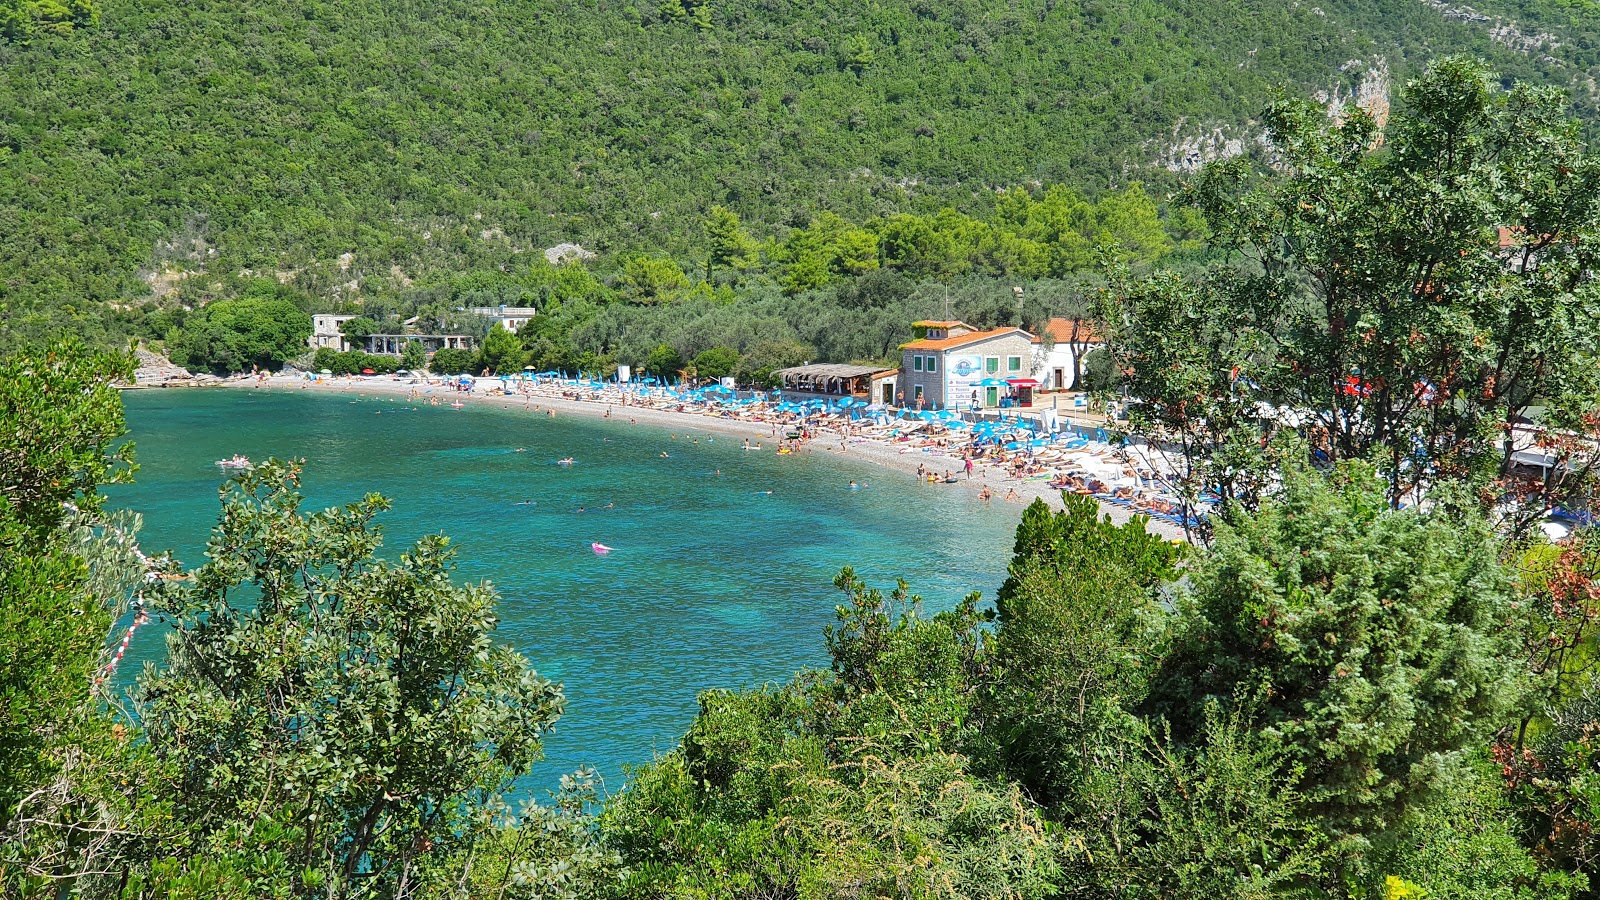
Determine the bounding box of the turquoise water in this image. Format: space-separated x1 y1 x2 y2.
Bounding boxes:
110 389 1023 789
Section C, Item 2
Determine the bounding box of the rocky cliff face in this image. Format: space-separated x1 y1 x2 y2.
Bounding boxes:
1154 58 1392 172
1424 0 1563 59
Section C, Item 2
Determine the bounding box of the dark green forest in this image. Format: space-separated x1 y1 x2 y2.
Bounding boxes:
3 0 1598 346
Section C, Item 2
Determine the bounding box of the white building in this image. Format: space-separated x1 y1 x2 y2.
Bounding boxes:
309 314 359 351
900 321 1039 410
467 306 537 333
1032 317 1105 391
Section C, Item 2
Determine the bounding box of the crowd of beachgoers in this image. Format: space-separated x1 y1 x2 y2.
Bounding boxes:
232 369 1195 538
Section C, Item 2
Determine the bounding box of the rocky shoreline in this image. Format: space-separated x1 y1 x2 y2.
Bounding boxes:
122 349 226 388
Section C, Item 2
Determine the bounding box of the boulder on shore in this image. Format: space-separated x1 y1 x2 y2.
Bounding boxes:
127 348 203 387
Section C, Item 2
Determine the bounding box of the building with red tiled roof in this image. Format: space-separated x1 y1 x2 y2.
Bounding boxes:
1032 317 1106 390
899 326 1037 410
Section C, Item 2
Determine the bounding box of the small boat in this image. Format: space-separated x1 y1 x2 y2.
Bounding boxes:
216 455 253 469
591 542 613 555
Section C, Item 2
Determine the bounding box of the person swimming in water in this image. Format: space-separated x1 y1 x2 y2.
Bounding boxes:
849 481 859 490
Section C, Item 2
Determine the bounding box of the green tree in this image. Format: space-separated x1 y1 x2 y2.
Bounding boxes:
0 0 95 43
703 205 757 280
0 341 133 829
1114 701 1333 899
691 346 739 380
134 461 566 897
875 212 972 278
1499 677 1600 888
337 316 379 344
167 297 312 374
604 571 1060 899
478 323 526 374
1092 265 1276 538
616 255 690 304
1151 464 1526 848
1089 183 1173 263
430 346 477 375
839 34 875 73
1376 754 1581 900
1181 57 1600 511
737 339 813 385
643 343 683 378
985 496 1179 807
399 339 427 372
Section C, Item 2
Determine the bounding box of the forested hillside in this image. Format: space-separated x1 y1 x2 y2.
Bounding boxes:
1 0 1596 343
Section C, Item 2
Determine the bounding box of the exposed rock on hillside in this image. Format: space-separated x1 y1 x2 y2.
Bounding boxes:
545 243 596 265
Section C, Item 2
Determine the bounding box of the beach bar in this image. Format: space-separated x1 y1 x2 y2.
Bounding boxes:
363 334 474 355
774 364 897 403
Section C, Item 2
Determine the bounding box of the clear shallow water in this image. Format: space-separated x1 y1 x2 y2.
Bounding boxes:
109 389 1023 789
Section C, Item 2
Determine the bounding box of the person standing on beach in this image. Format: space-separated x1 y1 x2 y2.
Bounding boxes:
964 457 973 478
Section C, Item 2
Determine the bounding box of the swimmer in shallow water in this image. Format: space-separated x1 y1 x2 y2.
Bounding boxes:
849 481 860 490
515 500 535 506
660 451 670 458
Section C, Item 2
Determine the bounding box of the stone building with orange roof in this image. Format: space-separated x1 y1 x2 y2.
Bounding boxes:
900 321 1037 410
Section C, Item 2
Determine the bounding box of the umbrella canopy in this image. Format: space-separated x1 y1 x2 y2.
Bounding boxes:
318 369 332 375
361 368 376 374
978 377 1007 387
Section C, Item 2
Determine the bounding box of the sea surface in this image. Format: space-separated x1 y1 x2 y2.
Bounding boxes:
109 388 1023 792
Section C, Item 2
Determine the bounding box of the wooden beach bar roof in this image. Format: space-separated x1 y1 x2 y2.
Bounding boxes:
775 363 895 396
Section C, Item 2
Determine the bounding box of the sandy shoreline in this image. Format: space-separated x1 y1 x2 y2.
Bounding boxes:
206 374 1183 540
